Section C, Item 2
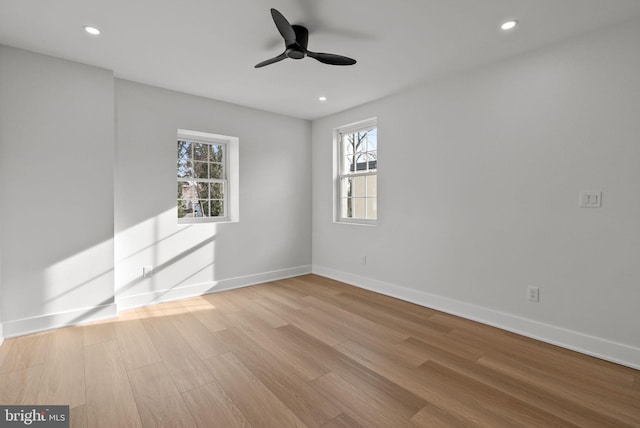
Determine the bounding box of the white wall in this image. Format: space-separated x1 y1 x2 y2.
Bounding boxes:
312 20 640 368
114 80 311 308
0 46 116 336
0 45 311 336
0 218 3 344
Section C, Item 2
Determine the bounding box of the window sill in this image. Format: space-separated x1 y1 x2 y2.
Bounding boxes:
335 218 377 226
178 217 236 225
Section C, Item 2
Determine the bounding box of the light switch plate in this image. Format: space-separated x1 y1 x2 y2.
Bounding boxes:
579 191 602 208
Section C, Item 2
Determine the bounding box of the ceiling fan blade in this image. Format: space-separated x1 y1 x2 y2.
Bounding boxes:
271 8 297 45
307 51 356 66
255 52 288 68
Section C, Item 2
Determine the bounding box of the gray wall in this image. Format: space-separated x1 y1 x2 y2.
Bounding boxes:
0 46 312 336
0 46 116 335
114 80 312 307
311 19 640 368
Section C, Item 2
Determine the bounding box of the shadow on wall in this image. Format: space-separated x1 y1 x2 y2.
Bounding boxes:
115 207 220 309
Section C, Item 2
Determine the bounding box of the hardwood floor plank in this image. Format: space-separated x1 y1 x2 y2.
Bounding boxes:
278 324 427 419
203 352 307 428
113 318 161 371
414 346 633 428
321 414 364 428
169 312 229 359
0 332 50 373
255 297 348 346
277 276 345 298
38 327 85 408
310 372 414 428
82 321 116 346
84 340 142 428
70 405 87 428
419 360 578 427
0 365 43 404
256 283 309 310
181 380 251 428
223 311 328 381
451 326 636 388
218 291 288 328
315 291 452 339
410 403 480 428
217 327 341 427
128 362 197 428
141 314 214 392
201 292 242 314
479 352 640 426
328 284 438 321
183 296 228 333
334 339 520 427
300 295 410 345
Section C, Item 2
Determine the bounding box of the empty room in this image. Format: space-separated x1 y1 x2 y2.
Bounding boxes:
1 0 639 427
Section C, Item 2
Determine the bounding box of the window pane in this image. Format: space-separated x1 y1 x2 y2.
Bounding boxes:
178 200 189 218
179 182 198 200
342 177 354 198
367 151 377 170
198 199 209 217
210 144 224 162
178 140 191 161
366 175 377 197
190 199 203 217
193 143 208 161
197 182 208 199
366 197 377 219
208 163 222 179
177 160 192 178
367 128 377 151
352 176 365 197
344 155 355 173
342 197 352 218
355 132 368 156
193 161 208 179
178 199 196 218
353 197 365 218
210 183 224 199
211 200 224 217
345 135 354 155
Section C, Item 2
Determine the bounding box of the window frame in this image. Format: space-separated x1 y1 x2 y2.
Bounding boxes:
177 129 239 224
334 117 378 226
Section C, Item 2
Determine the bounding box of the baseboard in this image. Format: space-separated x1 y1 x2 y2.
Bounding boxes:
0 322 4 347
312 265 640 370
116 264 312 310
2 303 117 339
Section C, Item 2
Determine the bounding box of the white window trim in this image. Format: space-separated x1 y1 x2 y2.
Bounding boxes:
177 129 239 224
333 117 378 226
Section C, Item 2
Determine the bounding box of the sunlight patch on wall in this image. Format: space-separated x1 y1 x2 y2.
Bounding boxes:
43 239 114 315
115 207 218 303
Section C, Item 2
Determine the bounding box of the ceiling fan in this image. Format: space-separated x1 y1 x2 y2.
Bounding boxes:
255 8 357 68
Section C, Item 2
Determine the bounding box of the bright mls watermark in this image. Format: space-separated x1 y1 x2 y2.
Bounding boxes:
0 406 69 427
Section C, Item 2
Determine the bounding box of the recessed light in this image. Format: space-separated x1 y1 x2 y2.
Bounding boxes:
501 20 518 31
319 96 327 102
83 26 101 36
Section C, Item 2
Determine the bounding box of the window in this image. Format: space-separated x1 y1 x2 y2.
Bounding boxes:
336 118 377 224
177 129 239 223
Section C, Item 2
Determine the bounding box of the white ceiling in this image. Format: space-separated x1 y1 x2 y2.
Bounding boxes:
1 0 640 120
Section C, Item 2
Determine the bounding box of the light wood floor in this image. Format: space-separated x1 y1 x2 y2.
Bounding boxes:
1 274 638 427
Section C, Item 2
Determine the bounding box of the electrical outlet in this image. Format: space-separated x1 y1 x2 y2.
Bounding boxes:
527 286 539 302
142 266 154 278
